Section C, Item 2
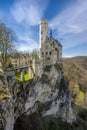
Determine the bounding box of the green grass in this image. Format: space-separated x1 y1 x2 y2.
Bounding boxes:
24 73 29 80
44 116 71 130
44 115 87 130
16 72 21 81
16 72 32 83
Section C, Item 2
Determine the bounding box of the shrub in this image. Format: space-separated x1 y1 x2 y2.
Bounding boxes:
54 63 63 71
40 74 49 84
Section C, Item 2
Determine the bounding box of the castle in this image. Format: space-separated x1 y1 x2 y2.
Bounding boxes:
10 20 62 79
34 20 62 77
40 20 62 68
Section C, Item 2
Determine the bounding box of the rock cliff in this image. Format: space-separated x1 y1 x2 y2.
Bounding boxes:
0 63 75 130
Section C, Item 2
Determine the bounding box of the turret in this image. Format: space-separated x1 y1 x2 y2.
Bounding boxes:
50 29 52 39
39 20 48 48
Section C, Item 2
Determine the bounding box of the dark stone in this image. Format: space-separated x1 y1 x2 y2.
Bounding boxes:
14 112 47 130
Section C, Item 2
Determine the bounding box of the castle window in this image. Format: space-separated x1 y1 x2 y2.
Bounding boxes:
46 52 48 55
47 57 50 60
42 52 44 56
55 48 58 51
49 52 52 55
41 31 43 34
45 27 47 30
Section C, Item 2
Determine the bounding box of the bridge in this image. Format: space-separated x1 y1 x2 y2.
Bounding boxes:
6 63 34 81
13 64 31 70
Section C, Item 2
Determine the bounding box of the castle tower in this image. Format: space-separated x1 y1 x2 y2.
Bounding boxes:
39 20 48 48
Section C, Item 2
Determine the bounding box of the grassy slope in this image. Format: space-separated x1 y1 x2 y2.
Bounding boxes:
44 115 87 130
63 56 87 109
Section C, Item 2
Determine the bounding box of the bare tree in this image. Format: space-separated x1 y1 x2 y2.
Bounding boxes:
31 49 39 59
0 21 17 130
0 21 16 70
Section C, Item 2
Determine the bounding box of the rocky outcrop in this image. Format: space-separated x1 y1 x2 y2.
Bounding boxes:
13 64 75 123
1 99 14 130
0 70 16 130
0 63 75 130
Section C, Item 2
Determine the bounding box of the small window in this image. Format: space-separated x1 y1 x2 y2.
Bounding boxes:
49 52 52 55
45 27 47 30
42 52 44 55
55 48 58 51
46 52 48 55
47 57 50 60
41 38 43 41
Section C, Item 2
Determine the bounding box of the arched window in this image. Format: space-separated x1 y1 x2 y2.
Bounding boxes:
42 52 44 56
46 52 48 55
55 48 58 51
47 57 50 60
49 52 52 55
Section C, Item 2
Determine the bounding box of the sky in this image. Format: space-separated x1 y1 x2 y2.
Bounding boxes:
0 0 87 57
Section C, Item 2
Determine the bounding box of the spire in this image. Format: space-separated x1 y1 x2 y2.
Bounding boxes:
50 29 52 39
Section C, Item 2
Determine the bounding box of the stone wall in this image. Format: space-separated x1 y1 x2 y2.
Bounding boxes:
39 20 48 48
11 54 30 68
40 37 62 68
40 20 62 71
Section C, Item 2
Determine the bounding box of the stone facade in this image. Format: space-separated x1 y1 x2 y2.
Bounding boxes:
39 20 48 48
39 20 62 70
11 53 30 68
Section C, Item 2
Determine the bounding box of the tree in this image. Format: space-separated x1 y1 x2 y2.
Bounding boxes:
0 21 16 70
31 49 39 59
0 21 16 130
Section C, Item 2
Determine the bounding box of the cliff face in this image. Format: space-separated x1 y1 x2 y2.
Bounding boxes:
0 63 75 130
24 78 74 122
0 70 15 130
13 64 75 122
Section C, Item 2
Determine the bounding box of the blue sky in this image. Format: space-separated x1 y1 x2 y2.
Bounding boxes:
0 0 87 57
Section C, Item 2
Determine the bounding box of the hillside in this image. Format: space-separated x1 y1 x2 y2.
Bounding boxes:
63 56 87 70
0 56 87 130
63 56 87 109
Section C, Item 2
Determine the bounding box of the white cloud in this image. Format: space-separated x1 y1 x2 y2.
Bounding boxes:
50 0 87 49
9 0 87 55
50 0 87 34
17 34 39 52
11 0 48 26
18 43 39 52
